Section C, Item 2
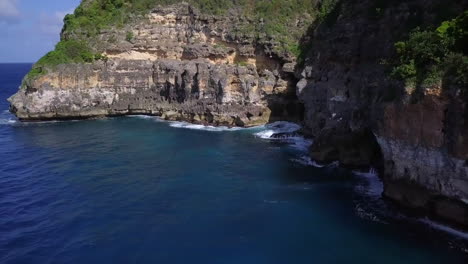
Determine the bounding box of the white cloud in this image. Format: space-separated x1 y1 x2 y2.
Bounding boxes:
38 10 73 36
0 0 20 23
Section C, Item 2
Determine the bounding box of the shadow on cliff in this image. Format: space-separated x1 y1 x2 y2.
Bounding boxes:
295 0 344 70
264 86 305 124
288 0 386 172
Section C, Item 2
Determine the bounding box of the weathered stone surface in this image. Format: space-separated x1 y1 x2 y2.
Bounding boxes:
9 0 468 228
9 3 301 127
297 0 468 227
376 91 468 227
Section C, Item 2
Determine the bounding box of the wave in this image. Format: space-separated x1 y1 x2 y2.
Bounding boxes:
352 168 383 198
290 155 327 168
420 218 468 240
354 203 386 224
127 115 155 119
254 122 310 150
120 115 251 132
168 121 246 132
254 121 302 139
0 118 17 125
253 121 327 168
0 110 17 125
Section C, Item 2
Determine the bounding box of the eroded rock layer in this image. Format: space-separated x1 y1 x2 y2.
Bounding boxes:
9 0 468 228
297 0 468 227
9 4 300 126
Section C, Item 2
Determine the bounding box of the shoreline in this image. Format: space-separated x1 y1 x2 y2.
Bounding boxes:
5 110 468 238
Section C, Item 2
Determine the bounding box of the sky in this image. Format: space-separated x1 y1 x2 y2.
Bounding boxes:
0 0 81 62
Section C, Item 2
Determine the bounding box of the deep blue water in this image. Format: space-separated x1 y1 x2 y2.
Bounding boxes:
0 63 467 264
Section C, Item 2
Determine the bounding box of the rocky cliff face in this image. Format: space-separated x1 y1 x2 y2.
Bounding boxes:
8 0 468 228
297 0 468 227
377 86 468 227
9 4 301 126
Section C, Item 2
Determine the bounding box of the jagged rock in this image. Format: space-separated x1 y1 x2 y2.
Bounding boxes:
9 4 302 127
297 0 468 227
309 124 381 169
8 0 468 229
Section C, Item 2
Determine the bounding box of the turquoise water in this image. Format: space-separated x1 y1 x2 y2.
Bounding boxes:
0 64 467 263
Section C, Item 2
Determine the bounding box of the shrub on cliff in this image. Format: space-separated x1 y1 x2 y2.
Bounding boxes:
392 11 468 88
26 40 105 80
29 0 326 78
61 0 318 55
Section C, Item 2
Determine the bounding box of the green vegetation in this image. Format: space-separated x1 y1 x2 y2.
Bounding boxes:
125 31 134 42
392 11 468 88
60 0 319 55
317 0 338 22
236 61 249 67
26 67 48 80
29 0 335 78
27 40 107 79
243 0 317 55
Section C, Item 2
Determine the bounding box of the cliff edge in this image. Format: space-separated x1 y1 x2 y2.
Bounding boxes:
8 0 468 228
297 0 468 227
9 1 311 126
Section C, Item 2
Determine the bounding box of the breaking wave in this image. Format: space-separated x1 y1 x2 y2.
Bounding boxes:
168 121 245 132
0 110 17 125
352 168 383 198
253 121 321 167
129 116 250 132
420 218 468 241
254 121 302 139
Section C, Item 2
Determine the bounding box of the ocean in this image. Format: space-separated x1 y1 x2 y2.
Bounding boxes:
0 63 467 263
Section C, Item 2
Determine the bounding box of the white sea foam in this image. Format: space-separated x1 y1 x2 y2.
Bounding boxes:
0 118 17 125
288 137 313 152
0 111 18 125
129 116 260 132
290 155 325 168
252 121 329 167
354 203 386 223
325 161 340 169
128 115 155 119
420 218 468 240
353 168 383 197
168 121 244 132
253 121 310 149
254 121 301 139
254 129 275 139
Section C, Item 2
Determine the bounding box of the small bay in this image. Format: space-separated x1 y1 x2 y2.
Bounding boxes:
0 64 467 263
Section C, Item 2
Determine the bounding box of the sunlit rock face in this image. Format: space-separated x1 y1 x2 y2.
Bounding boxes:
9 4 301 126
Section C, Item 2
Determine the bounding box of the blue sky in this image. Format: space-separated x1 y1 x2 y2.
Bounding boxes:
0 0 81 62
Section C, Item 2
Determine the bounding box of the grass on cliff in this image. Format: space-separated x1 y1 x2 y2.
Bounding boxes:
391 11 468 88
29 0 336 77
26 40 107 80
62 0 319 55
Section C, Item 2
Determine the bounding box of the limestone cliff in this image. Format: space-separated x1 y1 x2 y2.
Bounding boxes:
9 3 304 126
8 0 468 228
297 0 468 227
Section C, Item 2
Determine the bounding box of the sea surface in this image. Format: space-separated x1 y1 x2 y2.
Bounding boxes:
0 63 467 263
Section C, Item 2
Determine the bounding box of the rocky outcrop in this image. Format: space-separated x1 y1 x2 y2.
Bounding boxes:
8 0 468 228
377 88 468 227
9 4 301 126
297 0 468 227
